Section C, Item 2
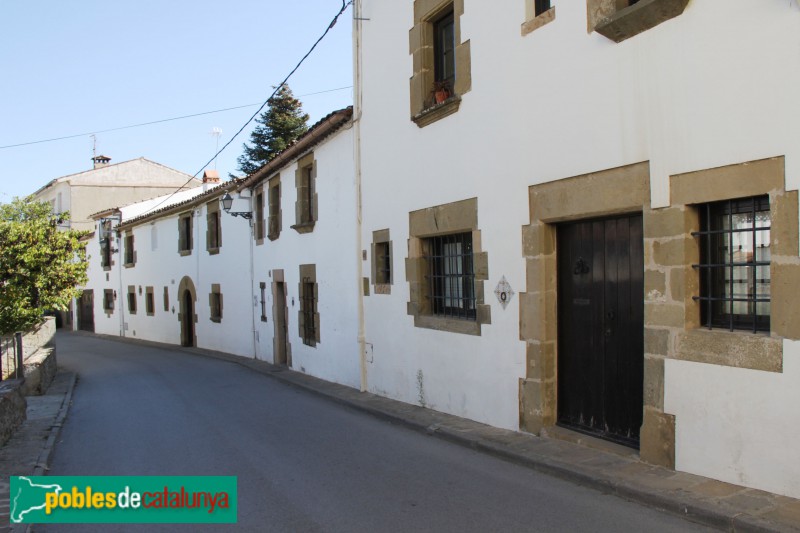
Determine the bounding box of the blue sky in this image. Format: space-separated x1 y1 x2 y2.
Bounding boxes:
0 0 354 200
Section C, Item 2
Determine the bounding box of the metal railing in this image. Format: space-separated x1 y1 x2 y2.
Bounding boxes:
0 332 24 381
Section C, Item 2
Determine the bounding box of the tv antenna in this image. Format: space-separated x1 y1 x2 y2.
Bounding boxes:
90 134 97 158
210 127 222 169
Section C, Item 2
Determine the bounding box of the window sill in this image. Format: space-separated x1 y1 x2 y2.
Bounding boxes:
178 249 192 257
207 247 220 256
123 262 135 268
291 221 316 234
674 328 782 373
268 232 280 242
374 283 391 295
210 317 221 324
412 95 461 128
261 316 268 323
413 314 481 336
146 312 154 317
521 6 555 36
595 0 689 43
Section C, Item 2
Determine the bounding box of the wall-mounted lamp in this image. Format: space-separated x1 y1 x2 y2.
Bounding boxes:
220 191 253 220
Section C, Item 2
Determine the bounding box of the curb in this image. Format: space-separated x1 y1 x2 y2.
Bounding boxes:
32 372 76 477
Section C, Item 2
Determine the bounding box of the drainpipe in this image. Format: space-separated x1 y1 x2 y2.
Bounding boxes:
248 192 257 359
117 229 125 337
353 0 368 393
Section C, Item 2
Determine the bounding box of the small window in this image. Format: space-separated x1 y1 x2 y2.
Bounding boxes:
209 284 223 323
375 242 391 285
293 154 317 233
255 191 265 241
127 286 137 315
434 9 456 92
268 180 281 240
100 220 113 269
207 202 222 252
145 287 155 316
426 232 476 320
103 289 114 311
260 282 268 322
693 195 771 332
178 213 193 254
301 279 317 346
124 234 135 266
163 286 169 312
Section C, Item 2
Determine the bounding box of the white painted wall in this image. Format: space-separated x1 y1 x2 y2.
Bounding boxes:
252 126 362 389
357 0 800 454
665 340 800 499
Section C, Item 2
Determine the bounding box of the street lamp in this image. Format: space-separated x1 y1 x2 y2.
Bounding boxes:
220 191 253 220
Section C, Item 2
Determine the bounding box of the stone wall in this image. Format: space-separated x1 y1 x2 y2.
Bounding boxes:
0 380 26 446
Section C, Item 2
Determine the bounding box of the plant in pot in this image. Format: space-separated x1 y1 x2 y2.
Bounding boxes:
432 80 452 105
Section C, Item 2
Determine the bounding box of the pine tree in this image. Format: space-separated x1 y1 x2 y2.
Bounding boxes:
234 84 310 177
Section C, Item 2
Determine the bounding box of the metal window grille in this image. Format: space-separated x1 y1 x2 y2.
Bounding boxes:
427 233 476 320
535 0 551 16
376 242 391 284
434 10 456 89
302 278 316 344
125 235 134 264
692 195 771 332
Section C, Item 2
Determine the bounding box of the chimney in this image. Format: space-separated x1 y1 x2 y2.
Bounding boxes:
92 155 111 169
202 170 221 192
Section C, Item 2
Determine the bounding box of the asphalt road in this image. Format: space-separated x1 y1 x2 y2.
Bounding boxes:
39 333 712 532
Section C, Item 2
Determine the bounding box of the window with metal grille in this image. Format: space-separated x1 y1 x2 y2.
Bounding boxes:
375 241 391 285
535 0 551 16
300 165 315 224
103 289 114 311
268 182 280 239
426 232 476 320
145 287 155 316
210 285 223 322
124 234 135 265
179 214 192 252
301 278 316 345
259 282 267 322
127 289 137 315
693 195 771 332
434 9 455 91
255 192 265 241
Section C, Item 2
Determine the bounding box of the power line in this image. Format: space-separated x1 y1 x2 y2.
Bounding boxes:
137 0 354 217
0 85 352 151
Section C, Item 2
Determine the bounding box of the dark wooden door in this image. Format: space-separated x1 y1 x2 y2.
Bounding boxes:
79 290 94 332
557 214 644 447
182 290 194 347
273 281 288 366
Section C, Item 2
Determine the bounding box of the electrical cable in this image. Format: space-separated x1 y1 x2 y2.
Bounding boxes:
135 0 354 217
0 85 352 151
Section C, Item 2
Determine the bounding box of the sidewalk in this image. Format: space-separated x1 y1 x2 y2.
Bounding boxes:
5 331 800 532
0 371 75 533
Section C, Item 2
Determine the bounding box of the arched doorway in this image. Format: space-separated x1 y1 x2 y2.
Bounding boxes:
177 276 197 347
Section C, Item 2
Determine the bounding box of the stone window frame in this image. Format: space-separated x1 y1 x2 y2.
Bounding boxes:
406 197 490 336
522 0 556 36
254 187 266 244
259 282 268 322
587 0 690 43
371 229 393 295
298 264 320 346
268 176 282 241
178 211 193 256
145 286 155 316
206 200 222 254
163 286 169 312
103 289 114 315
410 0 471 128
123 232 136 267
660 157 797 375
209 283 223 323
292 153 317 234
127 285 137 315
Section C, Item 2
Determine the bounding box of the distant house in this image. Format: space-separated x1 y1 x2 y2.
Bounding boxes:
31 156 201 232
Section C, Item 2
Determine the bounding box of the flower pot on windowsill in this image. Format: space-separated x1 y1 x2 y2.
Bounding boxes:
432 80 452 105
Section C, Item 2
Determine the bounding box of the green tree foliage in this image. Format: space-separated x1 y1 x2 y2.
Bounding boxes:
235 84 310 176
0 198 89 334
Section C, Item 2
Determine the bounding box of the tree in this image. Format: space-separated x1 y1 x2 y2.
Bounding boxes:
234 84 310 177
0 198 89 334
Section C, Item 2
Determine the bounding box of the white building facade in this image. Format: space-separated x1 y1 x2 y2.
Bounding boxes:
354 0 800 498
